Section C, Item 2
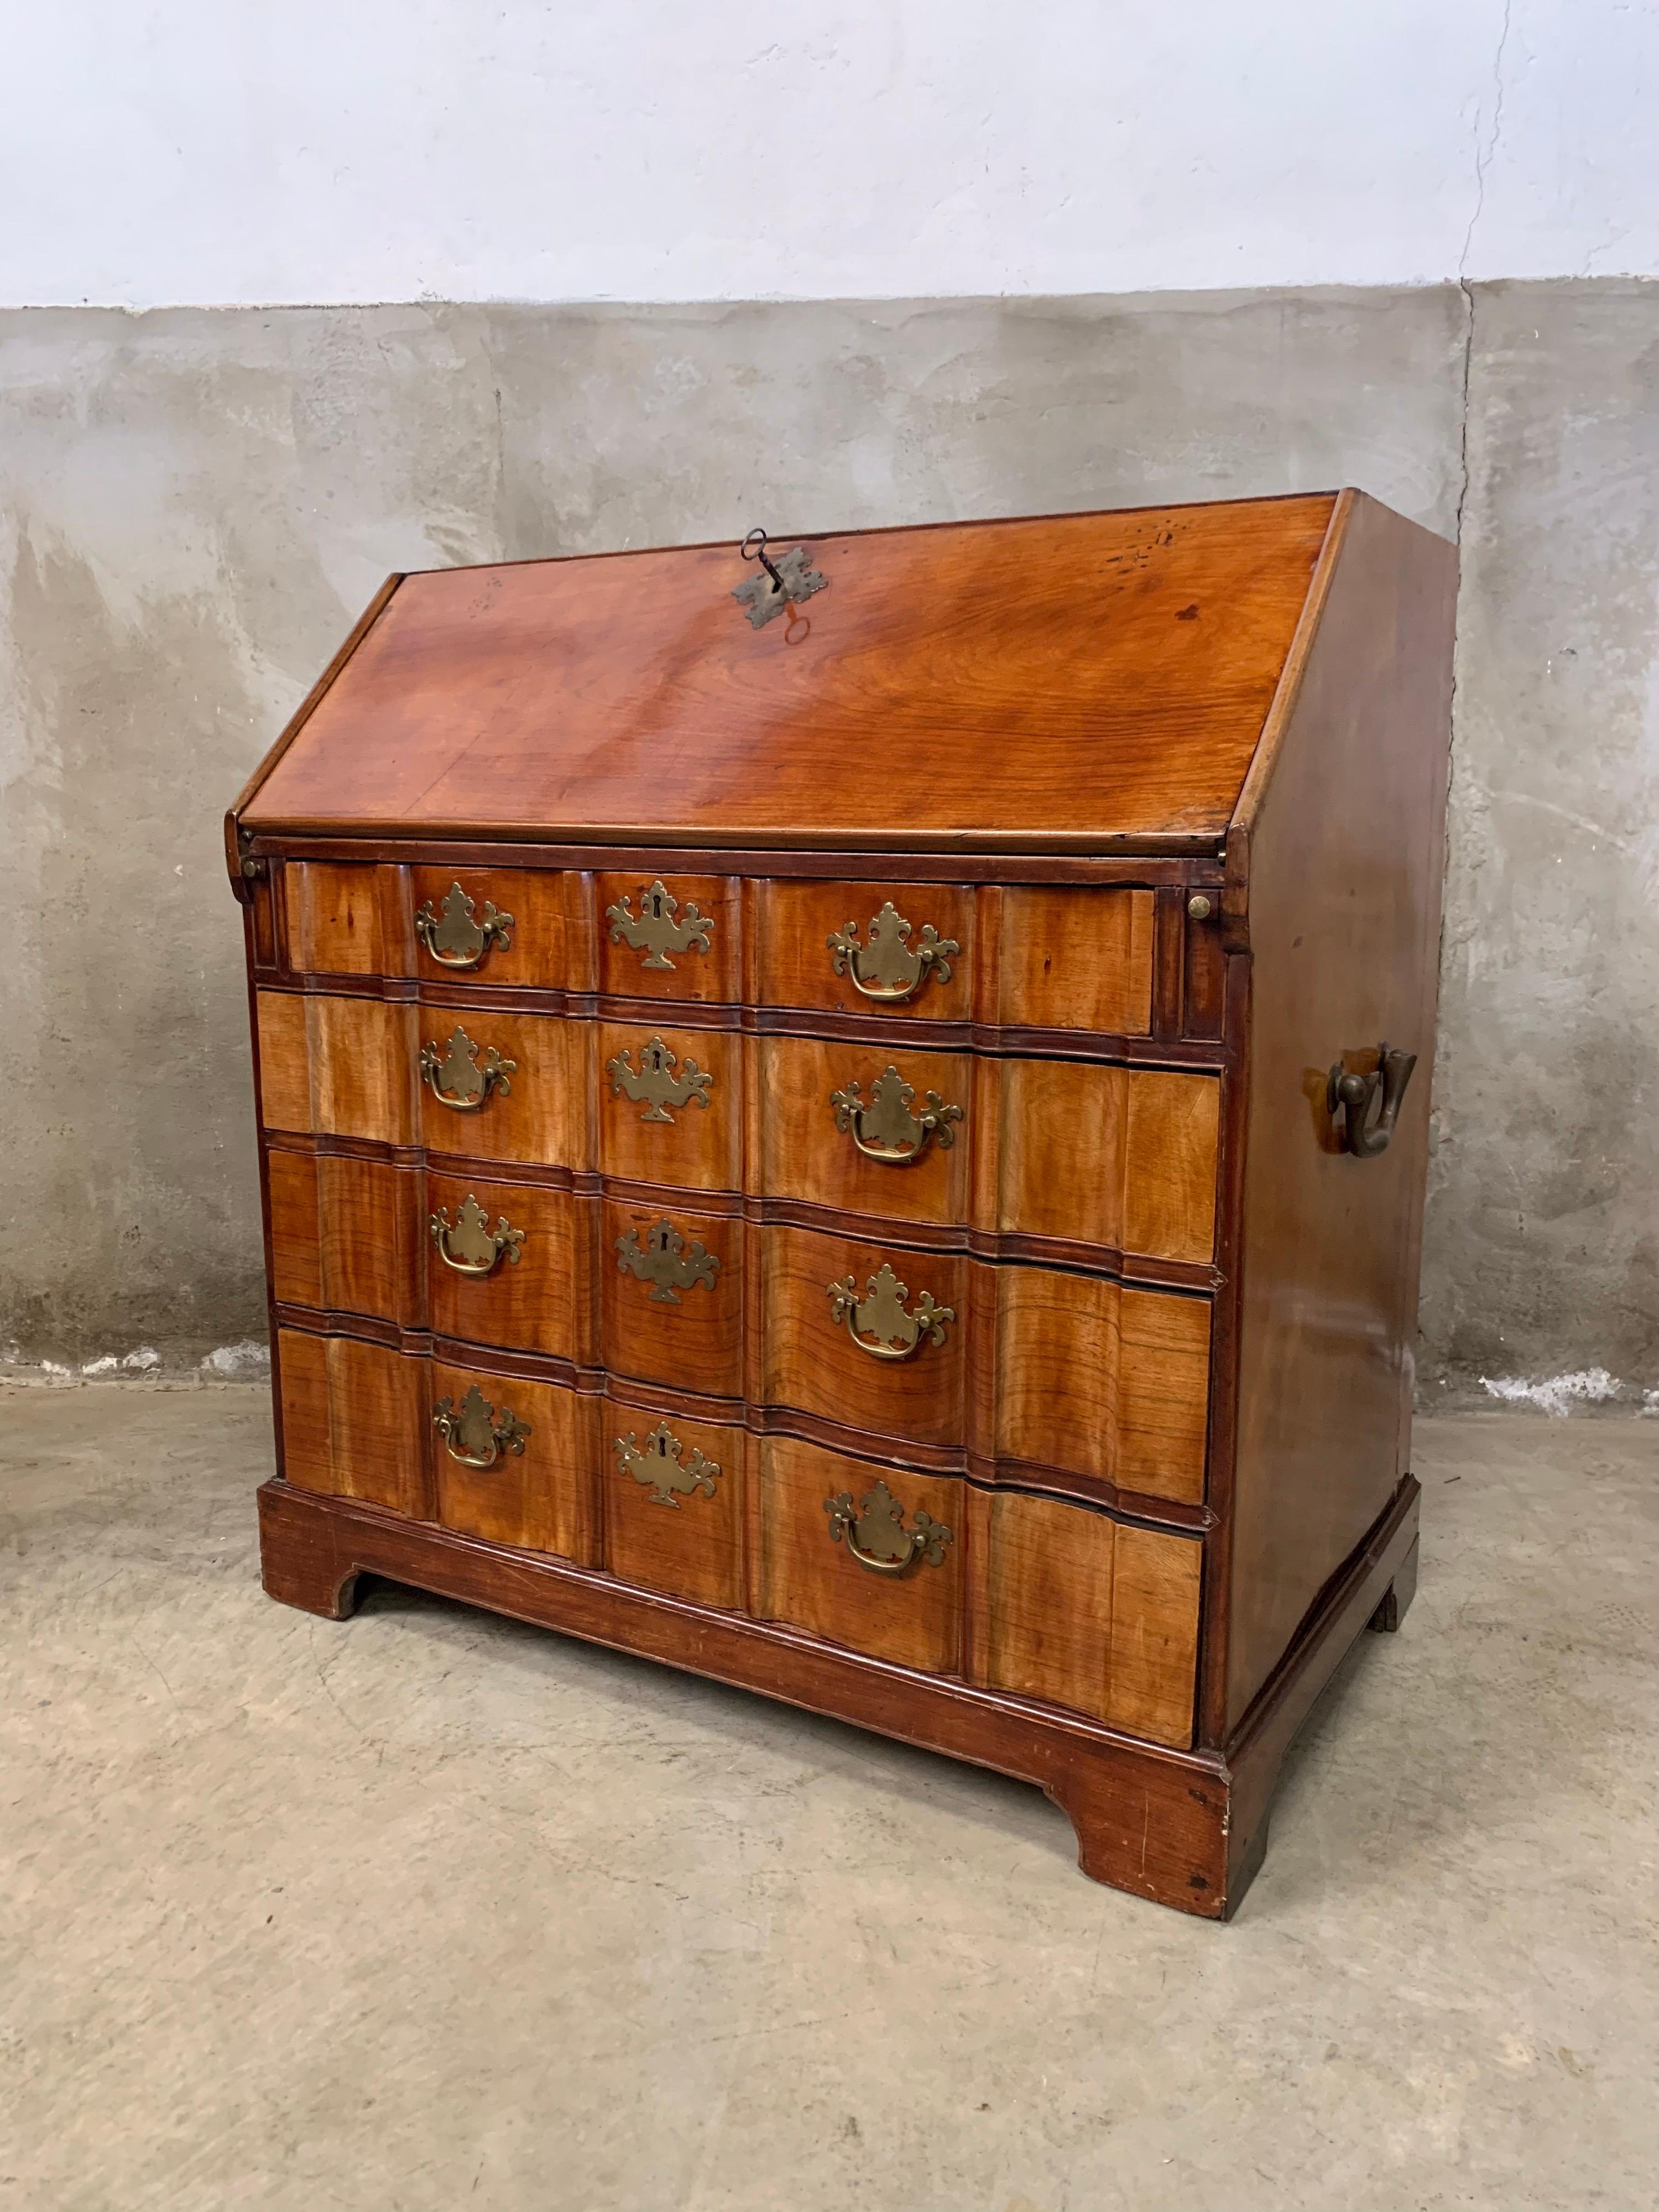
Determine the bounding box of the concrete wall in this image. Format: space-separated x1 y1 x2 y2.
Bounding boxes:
8 4 1658 303
2 281 1655 1400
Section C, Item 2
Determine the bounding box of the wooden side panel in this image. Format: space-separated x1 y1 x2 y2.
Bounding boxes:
757 1035 973 1227
427 1171 586 1359
431 1360 599 1563
601 1196 744 1399
995 1061 1218 1262
997 888 1155 1034
409 865 588 990
596 871 742 1003
277 1328 427 1517
415 1009 588 1167
1105 1525 1202 1746
606 1402 745 1611
754 1437 962 1674
759 1224 969 1449
755 878 974 1021
598 1021 743 1192
981 1493 1115 1721
993 1270 1210 1504
1227 494 1457 1727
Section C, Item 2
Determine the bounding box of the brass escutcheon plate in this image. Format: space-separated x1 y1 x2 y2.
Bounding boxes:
606 880 713 971
607 1035 714 1124
614 1422 721 1508
615 1218 720 1305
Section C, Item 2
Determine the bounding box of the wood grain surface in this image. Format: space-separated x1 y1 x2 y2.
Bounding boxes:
756 877 976 1020
754 1437 964 1674
605 1401 747 1611
426 1168 589 1360
757 1034 974 1228
601 1194 744 1397
431 1357 599 1563
240 497 1337 847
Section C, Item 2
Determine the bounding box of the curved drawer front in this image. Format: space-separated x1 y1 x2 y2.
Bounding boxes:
277 865 1160 1044
597 1020 742 1192
273 1328 1201 1747
268 1157 1212 1506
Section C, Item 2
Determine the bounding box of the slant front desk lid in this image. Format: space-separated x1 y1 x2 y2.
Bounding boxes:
239 492 1347 853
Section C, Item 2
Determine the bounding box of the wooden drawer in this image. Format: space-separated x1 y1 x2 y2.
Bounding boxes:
757 879 975 1021
430 1358 598 1561
601 1195 744 1398
759 1224 969 1449
753 1438 963 1674
427 1171 588 1359
604 1400 745 1610
597 1019 742 1192
758 1034 973 1228
283 860 585 988
268 1149 423 1323
596 870 741 1003
969 1489 1200 1746
415 1008 589 1166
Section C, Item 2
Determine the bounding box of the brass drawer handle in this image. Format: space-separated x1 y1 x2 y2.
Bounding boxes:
433 1382 529 1469
607 1035 713 1124
824 1479 952 1577
827 900 959 1004
614 1422 721 1508
831 1065 962 1165
1328 1042 1416 1159
616 1218 719 1304
420 1025 516 1112
827 1262 954 1363
607 879 713 971
430 1194 525 1277
414 882 513 970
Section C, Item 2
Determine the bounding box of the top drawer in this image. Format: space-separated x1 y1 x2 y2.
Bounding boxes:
279 862 1160 1040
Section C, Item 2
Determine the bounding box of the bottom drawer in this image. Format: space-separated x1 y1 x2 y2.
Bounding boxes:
275 1329 1199 1747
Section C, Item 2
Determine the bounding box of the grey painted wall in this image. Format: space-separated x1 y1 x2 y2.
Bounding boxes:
1 282 1653 1400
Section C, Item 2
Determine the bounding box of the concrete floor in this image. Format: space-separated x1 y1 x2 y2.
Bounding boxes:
2 1392 1654 2212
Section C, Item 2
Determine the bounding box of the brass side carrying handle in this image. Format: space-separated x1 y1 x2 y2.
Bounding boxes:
432 1383 529 1469
414 881 514 971
1328 1043 1417 1159
824 1479 952 1577
830 1065 963 1166
827 901 959 1005
420 1025 516 1113
430 1194 525 1277
827 1262 954 1363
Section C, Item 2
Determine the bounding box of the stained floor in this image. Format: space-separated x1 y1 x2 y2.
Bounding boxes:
2 1389 1655 2211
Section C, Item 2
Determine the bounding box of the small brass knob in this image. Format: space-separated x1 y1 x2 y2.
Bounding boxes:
1187 894 1214 921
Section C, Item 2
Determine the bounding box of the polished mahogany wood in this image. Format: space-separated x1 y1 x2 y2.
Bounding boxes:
431 1357 599 1564
239 497 1338 850
757 877 977 1021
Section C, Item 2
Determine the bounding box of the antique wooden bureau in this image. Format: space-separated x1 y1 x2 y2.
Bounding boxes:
227 490 1455 1917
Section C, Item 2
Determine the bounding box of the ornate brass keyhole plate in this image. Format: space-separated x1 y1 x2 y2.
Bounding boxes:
414 881 514 970
607 1036 714 1124
732 541 828 629
824 1479 953 1576
606 879 713 971
432 1383 530 1469
827 1262 954 1362
430 1194 525 1277
615 1217 720 1304
827 901 959 1004
830 1065 963 1166
614 1422 722 1508
420 1026 516 1112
